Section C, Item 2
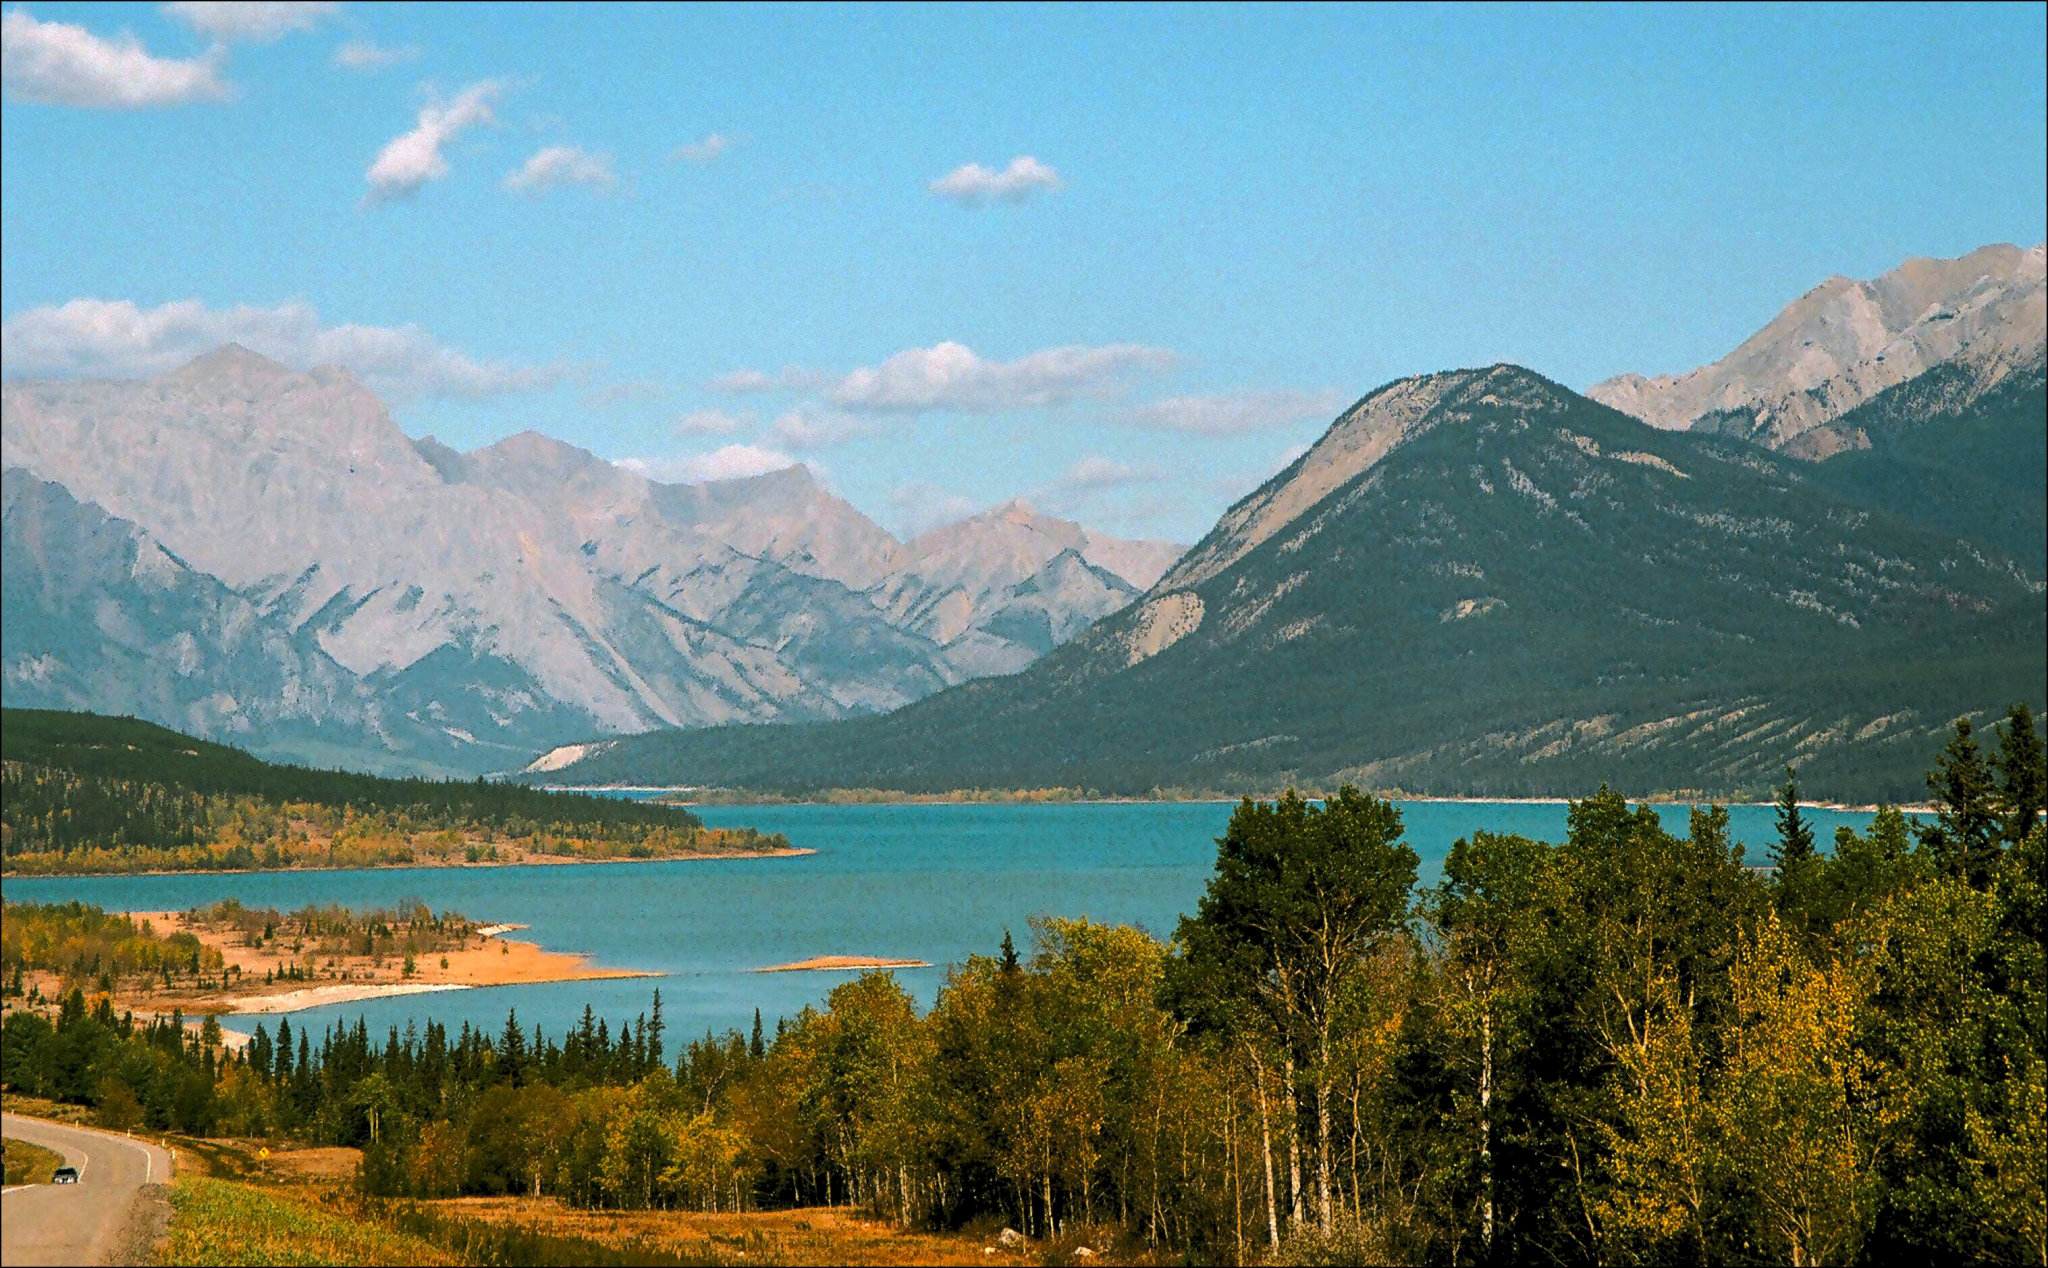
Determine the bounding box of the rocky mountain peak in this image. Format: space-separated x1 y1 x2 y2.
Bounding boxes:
461 430 627 498
4 344 1192 774
1158 364 1569 591
1587 242 2047 455
167 342 297 384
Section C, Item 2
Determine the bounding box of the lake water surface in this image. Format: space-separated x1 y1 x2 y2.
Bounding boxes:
4 800 1898 1046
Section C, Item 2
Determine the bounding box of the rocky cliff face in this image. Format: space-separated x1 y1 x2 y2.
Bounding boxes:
0 347 1182 773
1588 243 2045 457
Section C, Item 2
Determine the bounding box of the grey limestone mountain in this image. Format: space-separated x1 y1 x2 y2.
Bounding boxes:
0 346 1182 774
1588 242 2045 458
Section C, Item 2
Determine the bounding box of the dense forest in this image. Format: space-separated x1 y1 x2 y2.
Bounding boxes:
0 708 788 872
2 708 2041 1264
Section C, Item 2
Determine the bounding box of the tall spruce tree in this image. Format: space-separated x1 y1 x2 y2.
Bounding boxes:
750 1008 765 1060
1772 766 1817 868
1923 718 2001 886
1771 766 1822 929
1992 702 2046 844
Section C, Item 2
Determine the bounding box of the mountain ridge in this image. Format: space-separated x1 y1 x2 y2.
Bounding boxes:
526 361 2044 802
1 347 1184 774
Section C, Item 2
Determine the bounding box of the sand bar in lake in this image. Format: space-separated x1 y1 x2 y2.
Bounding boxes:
754 955 931 973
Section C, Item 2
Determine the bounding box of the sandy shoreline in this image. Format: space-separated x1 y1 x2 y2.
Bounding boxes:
4 846 816 881
211 981 472 1015
98 910 656 1018
553 786 1921 814
754 956 932 973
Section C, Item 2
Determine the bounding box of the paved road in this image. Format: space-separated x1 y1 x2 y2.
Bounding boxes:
2 1113 173 1267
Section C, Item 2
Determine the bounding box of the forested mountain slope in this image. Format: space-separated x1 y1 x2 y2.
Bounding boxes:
528 365 2046 802
1804 358 2046 572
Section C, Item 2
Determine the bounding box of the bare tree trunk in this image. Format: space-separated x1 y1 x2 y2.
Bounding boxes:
1317 1031 1334 1235
1285 1052 1303 1231
1228 1086 1244 1266
1350 1072 1363 1225
1253 1049 1280 1249
1481 1002 1494 1259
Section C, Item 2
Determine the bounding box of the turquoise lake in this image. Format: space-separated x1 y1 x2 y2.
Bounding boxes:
3 800 1901 1047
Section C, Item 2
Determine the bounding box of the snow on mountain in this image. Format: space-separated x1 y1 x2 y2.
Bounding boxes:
1588 243 2046 457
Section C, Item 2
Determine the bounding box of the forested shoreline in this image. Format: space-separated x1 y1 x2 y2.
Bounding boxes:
2 708 2041 1265
0 708 790 874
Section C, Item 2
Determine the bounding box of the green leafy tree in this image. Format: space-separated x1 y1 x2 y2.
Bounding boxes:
1425 830 1548 1258
1174 788 1417 1236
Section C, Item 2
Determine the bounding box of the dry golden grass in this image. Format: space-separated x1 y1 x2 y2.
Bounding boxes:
165 1175 458 1267
2 1135 63 1185
424 1196 1083 1266
0 1091 93 1125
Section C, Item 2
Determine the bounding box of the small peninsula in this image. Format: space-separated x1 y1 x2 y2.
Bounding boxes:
1 899 651 1023
0 708 800 876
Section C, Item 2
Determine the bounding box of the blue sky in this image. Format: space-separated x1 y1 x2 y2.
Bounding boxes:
3 2 2043 542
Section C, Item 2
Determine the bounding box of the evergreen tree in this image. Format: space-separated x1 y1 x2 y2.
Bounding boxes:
499 1008 526 1085
1923 718 2000 886
999 928 1021 976
1992 701 2046 844
1771 766 1823 931
1772 766 1816 868
750 1007 765 1060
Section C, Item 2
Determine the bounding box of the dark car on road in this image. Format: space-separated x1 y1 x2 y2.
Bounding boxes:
51 1166 78 1184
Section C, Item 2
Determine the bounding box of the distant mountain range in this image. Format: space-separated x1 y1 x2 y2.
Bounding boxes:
528 245 2046 801
0 348 1180 775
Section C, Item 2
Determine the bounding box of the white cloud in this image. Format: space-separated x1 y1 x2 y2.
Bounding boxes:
504 144 617 195
830 341 1175 414
709 365 825 394
578 379 667 409
673 408 747 436
766 407 878 449
929 155 1062 205
1 9 228 108
364 80 501 203
888 482 979 538
1116 388 1351 435
0 297 559 400
1061 455 1156 489
672 132 728 162
161 2 336 42
620 444 797 485
332 39 419 71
